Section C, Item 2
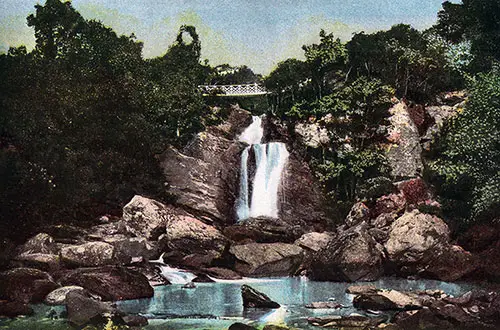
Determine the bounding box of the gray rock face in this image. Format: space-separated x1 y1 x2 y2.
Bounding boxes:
386 101 423 179
229 243 303 277
60 242 115 267
241 284 280 308
160 132 244 224
280 152 330 231
309 224 384 282
45 286 85 305
60 266 154 301
0 268 59 303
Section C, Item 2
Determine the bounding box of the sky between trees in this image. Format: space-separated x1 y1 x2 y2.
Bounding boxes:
1 0 454 74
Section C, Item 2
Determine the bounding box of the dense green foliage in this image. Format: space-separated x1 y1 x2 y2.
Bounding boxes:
426 0 500 227
348 24 461 102
436 0 500 72
0 0 210 238
429 70 500 225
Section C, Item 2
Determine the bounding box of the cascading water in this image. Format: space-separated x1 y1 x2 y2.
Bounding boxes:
236 116 289 221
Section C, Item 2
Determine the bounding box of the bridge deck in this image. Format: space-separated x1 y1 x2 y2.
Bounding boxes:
198 84 270 96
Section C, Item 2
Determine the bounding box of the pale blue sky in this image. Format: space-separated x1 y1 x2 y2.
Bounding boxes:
0 0 451 73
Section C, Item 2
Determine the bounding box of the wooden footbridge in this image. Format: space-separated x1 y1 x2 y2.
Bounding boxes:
198 84 270 97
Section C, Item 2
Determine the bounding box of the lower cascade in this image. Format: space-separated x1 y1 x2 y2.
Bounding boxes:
236 116 289 220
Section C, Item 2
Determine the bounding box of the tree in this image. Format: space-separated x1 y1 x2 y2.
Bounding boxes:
435 0 500 72
264 58 310 116
145 25 206 146
302 30 348 99
347 24 458 101
0 0 164 238
310 77 394 208
428 69 500 225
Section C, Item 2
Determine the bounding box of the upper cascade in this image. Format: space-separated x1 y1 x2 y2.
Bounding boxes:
236 115 289 221
239 116 263 145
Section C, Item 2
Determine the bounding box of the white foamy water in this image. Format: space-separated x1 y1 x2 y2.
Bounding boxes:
159 265 196 285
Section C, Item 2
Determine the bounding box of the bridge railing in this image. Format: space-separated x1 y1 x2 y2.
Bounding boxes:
198 84 270 96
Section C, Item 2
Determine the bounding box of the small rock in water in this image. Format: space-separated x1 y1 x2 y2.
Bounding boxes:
263 324 290 330
192 274 215 283
308 315 385 328
122 315 148 326
305 302 342 309
182 282 196 289
241 284 280 309
346 284 378 295
228 323 257 330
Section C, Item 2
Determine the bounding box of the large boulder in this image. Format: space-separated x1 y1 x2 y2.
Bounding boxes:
309 224 384 282
241 284 280 308
353 289 422 310
59 266 154 301
385 210 449 273
13 253 60 271
60 242 115 267
224 217 304 243
423 245 477 281
17 233 58 255
386 101 423 179
45 285 85 305
65 291 119 326
107 237 158 264
160 214 228 258
384 210 477 280
229 243 303 277
0 268 58 303
294 232 334 253
122 195 171 240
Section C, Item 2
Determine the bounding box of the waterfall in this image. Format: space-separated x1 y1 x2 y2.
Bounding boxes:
159 265 196 285
236 116 289 221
